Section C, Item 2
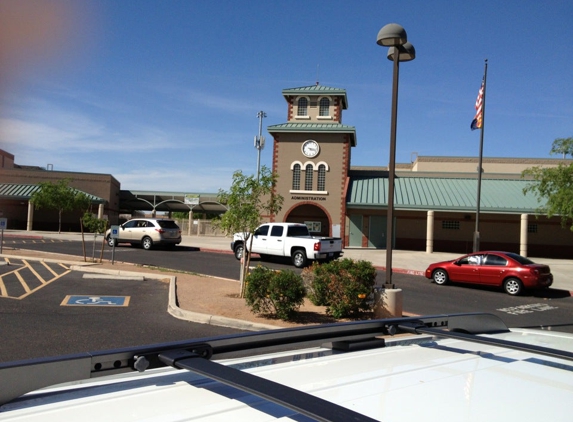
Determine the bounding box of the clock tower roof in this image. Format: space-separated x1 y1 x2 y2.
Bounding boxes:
282 85 348 109
267 122 356 147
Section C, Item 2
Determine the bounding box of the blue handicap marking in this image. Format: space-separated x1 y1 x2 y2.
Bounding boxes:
62 295 130 307
112 229 118 235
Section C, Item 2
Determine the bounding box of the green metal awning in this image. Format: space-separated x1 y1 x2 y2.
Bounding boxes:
267 123 357 146
282 85 348 108
346 176 545 214
0 183 105 203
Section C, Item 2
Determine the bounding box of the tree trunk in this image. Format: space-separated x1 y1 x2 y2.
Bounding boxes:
239 234 255 298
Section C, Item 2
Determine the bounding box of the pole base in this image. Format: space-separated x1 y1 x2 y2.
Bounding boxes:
373 287 403 318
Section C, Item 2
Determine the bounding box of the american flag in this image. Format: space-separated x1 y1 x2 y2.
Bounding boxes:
471 78 484 130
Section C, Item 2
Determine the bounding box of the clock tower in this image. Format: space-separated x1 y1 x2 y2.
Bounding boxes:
268 85 356 242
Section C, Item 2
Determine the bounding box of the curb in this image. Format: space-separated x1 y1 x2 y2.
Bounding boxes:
373 265 425 277
164 269 280 331
69 264 277 331
1 253 281 332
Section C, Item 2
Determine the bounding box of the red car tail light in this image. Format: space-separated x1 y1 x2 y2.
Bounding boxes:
155 229 165 234
314 242 321 251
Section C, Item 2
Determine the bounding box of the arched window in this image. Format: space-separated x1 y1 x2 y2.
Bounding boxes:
292 164 301 190
319 97 330 116
317 164 326 191
297 98 308 116
305 164 313 190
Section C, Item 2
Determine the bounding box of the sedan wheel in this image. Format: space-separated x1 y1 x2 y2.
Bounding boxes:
432 269 449 285
141 236 153 250
503 277 523 296
107 236 117 247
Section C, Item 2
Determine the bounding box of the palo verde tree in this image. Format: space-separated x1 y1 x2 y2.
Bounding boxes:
30 179 91 233
215 166 283 297
75 192 109 262
522 137 573 230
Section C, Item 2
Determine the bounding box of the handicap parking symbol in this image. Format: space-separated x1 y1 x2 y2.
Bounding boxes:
61 295 130 307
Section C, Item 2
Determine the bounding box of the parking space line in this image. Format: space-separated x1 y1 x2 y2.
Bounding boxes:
41 261 60 277
19 269 72 300
0 259 73 300
15 271 31 293
23 260 47 284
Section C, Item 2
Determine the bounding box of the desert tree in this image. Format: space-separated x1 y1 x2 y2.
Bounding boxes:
215 166 283 297
30 179 89 233
522 137 573 230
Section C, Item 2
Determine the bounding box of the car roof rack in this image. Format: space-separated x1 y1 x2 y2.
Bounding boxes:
3 312 570 421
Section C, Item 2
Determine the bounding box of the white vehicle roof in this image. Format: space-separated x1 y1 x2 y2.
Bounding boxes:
1 313 572 421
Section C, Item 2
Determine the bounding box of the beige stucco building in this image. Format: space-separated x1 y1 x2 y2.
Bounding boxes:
2 83 572 259
266 84 573 259
0 149 120 231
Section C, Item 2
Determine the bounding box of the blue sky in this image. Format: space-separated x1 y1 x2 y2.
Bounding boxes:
1 0 572 193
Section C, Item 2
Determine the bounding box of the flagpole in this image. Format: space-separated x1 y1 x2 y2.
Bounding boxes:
473 59 488 252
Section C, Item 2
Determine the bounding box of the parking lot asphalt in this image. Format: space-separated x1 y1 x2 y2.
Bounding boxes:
3 230 573 291
2 230 573 332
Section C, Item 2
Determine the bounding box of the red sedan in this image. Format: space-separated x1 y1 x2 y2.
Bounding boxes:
425 251 553 295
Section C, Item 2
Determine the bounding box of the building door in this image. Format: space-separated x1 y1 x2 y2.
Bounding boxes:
368 216 386 248
348 215 363 247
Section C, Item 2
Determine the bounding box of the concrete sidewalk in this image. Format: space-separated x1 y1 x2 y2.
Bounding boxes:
3 230 573 292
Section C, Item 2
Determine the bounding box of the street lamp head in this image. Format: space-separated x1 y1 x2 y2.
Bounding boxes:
387 42 416 62
376 23 407 47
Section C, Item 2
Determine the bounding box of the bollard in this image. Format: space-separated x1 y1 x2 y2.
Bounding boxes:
373 287 403 318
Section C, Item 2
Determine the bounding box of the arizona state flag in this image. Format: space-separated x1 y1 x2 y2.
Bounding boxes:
471 78 484 130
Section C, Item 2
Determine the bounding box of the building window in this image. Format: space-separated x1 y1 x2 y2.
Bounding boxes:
305 164 313 190
442 220 460 230
317 164 326 191
292 164 301 190
304 221 322 233
528 223 538 233
297 98 308 116
319 97 330 116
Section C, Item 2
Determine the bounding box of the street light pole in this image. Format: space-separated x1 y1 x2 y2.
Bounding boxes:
385 45 400 289
377 24 415 289
255 111 266 181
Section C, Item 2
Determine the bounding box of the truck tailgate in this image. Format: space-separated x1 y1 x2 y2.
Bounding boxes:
318 238 342 253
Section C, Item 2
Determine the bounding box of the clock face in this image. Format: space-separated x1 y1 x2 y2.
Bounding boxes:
302 140 320 158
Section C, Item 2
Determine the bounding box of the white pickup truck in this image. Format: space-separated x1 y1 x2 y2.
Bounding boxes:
231 222 343 268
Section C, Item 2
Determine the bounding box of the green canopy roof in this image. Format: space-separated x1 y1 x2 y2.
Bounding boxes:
267 123 357 146
0 183 105 204
281 85 348 108
347 176 544 214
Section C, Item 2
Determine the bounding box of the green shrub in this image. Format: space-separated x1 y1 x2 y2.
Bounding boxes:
245 266 306 320
302 262 329 306
307 259 376 319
